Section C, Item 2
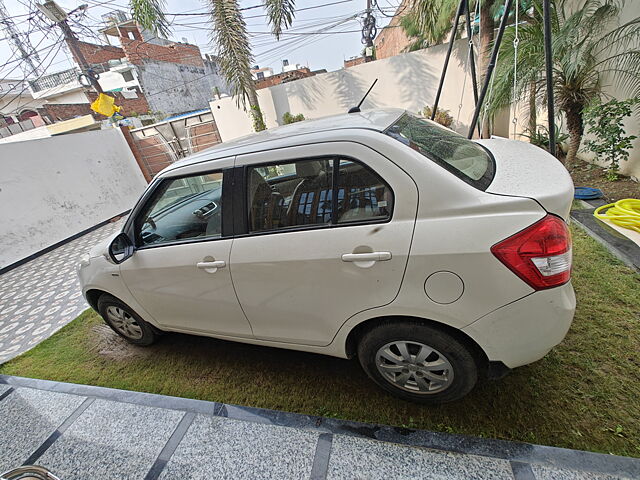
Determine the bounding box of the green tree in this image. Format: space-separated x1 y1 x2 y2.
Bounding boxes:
486 0 640 164
399 14 431 53
583 97 640 179
130 0 296 132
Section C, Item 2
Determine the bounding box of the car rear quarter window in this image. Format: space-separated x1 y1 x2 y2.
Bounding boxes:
337 160 393 223
385 114 495 190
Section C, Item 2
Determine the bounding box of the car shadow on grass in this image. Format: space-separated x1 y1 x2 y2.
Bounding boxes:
100 324 585 450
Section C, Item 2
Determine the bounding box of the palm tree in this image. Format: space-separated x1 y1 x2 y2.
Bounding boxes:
485 0 640 164
410 0 500 137
130 0 296 131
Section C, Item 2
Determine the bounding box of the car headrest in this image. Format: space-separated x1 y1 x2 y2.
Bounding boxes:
296 160 322 178
249 169 269 199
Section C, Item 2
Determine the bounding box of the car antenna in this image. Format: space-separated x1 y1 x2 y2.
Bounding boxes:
348 78 378 113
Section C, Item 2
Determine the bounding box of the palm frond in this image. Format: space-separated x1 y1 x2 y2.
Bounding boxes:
209 0 256 109
130 0 171 38
264 0 296 40
485 0 640 129
410 0 460 45
591 17 640 56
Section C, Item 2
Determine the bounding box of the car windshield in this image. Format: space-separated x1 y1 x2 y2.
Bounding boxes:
385 114 495 190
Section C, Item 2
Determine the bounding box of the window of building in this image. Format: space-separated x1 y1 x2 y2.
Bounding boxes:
121 70 134 82
135 172 224 247
247 158 392 233
256 71 265 80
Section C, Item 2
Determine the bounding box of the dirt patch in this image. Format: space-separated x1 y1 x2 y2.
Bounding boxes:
89 324 152 360
568 158 639 203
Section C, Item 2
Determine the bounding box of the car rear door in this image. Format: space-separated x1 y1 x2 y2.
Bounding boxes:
229 142 418 346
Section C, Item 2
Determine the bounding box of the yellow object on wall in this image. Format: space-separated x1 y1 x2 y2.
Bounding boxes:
90 93 121 117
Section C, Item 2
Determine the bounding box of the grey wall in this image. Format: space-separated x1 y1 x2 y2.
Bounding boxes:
138 60 214 116
0 128 147 268
203 57 231 98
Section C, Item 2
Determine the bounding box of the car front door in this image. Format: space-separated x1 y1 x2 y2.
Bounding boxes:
119 160 253 337
230 142 418 346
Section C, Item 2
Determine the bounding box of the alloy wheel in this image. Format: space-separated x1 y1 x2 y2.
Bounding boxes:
375 341 454 394
106 306 143 340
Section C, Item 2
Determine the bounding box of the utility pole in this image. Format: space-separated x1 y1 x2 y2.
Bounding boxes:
0 0 43 77
36 0 103 94
362 0 377 62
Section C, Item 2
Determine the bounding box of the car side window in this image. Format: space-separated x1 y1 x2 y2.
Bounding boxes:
135 172 224 246
247 159 333 232
337 159 393 223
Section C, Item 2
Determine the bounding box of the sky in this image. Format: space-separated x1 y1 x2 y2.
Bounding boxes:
0 0 398 81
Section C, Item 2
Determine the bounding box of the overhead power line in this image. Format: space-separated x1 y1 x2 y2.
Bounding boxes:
0 0 44 76
0 32 65 111
163 0 356 18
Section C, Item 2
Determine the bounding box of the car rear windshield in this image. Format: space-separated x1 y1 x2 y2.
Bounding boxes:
385 114 495 190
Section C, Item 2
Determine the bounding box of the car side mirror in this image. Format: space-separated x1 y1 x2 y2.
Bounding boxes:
108 232 135 264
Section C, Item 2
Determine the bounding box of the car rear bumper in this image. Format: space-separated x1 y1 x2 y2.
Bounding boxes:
462 282 576 369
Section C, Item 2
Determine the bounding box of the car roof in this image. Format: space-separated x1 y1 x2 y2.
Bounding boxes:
167 108 406 171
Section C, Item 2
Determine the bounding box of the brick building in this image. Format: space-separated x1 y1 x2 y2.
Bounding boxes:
344 56 366 68
254 66 316 90
374 0 413 60
28 14 229 123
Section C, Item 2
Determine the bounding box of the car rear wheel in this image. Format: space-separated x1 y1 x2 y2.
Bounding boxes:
357 321 478 404
97 294 157 346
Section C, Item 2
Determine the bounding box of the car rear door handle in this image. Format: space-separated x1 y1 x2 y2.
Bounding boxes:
341 252 392 262
196 260 226 273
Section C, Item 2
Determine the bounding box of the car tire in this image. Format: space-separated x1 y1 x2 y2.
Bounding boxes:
357 321 478 404
97 294 157 346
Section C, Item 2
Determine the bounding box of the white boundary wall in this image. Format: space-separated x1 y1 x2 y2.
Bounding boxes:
211 32 640 180
211 40 478 140
0 128 147 268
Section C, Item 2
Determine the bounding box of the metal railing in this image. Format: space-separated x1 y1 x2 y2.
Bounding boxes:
29 68 81 93
130 110 221 178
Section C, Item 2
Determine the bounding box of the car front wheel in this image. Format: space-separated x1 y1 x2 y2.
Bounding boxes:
97 294 157 346
357 321 478 404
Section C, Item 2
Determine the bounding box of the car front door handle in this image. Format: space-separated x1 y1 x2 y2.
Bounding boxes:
341 252 392 262
196 260 226 273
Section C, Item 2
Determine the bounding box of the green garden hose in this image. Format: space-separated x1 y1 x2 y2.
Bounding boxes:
594 199 640 233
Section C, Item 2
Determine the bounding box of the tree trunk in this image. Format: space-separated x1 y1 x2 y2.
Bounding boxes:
247 87 266 132
479 0 495 138
248 87 259 110
564 107 584 166
528 81 537 137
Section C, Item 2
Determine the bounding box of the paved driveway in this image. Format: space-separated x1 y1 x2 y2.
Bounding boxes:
0 220 123 363
0 375 638 480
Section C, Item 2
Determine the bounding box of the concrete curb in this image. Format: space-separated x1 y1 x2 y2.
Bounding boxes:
1 374 638 478
570 208 640 272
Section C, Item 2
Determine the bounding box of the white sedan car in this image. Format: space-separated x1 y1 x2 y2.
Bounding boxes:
78 109 575 403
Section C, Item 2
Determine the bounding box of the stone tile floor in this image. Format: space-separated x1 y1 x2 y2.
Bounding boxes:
0 220 123 364
1 376 638 480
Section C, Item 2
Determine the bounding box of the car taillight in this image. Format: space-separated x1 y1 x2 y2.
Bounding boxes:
491 214 572 290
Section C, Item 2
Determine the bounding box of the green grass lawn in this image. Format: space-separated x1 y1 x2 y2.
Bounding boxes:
1 225 639 457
